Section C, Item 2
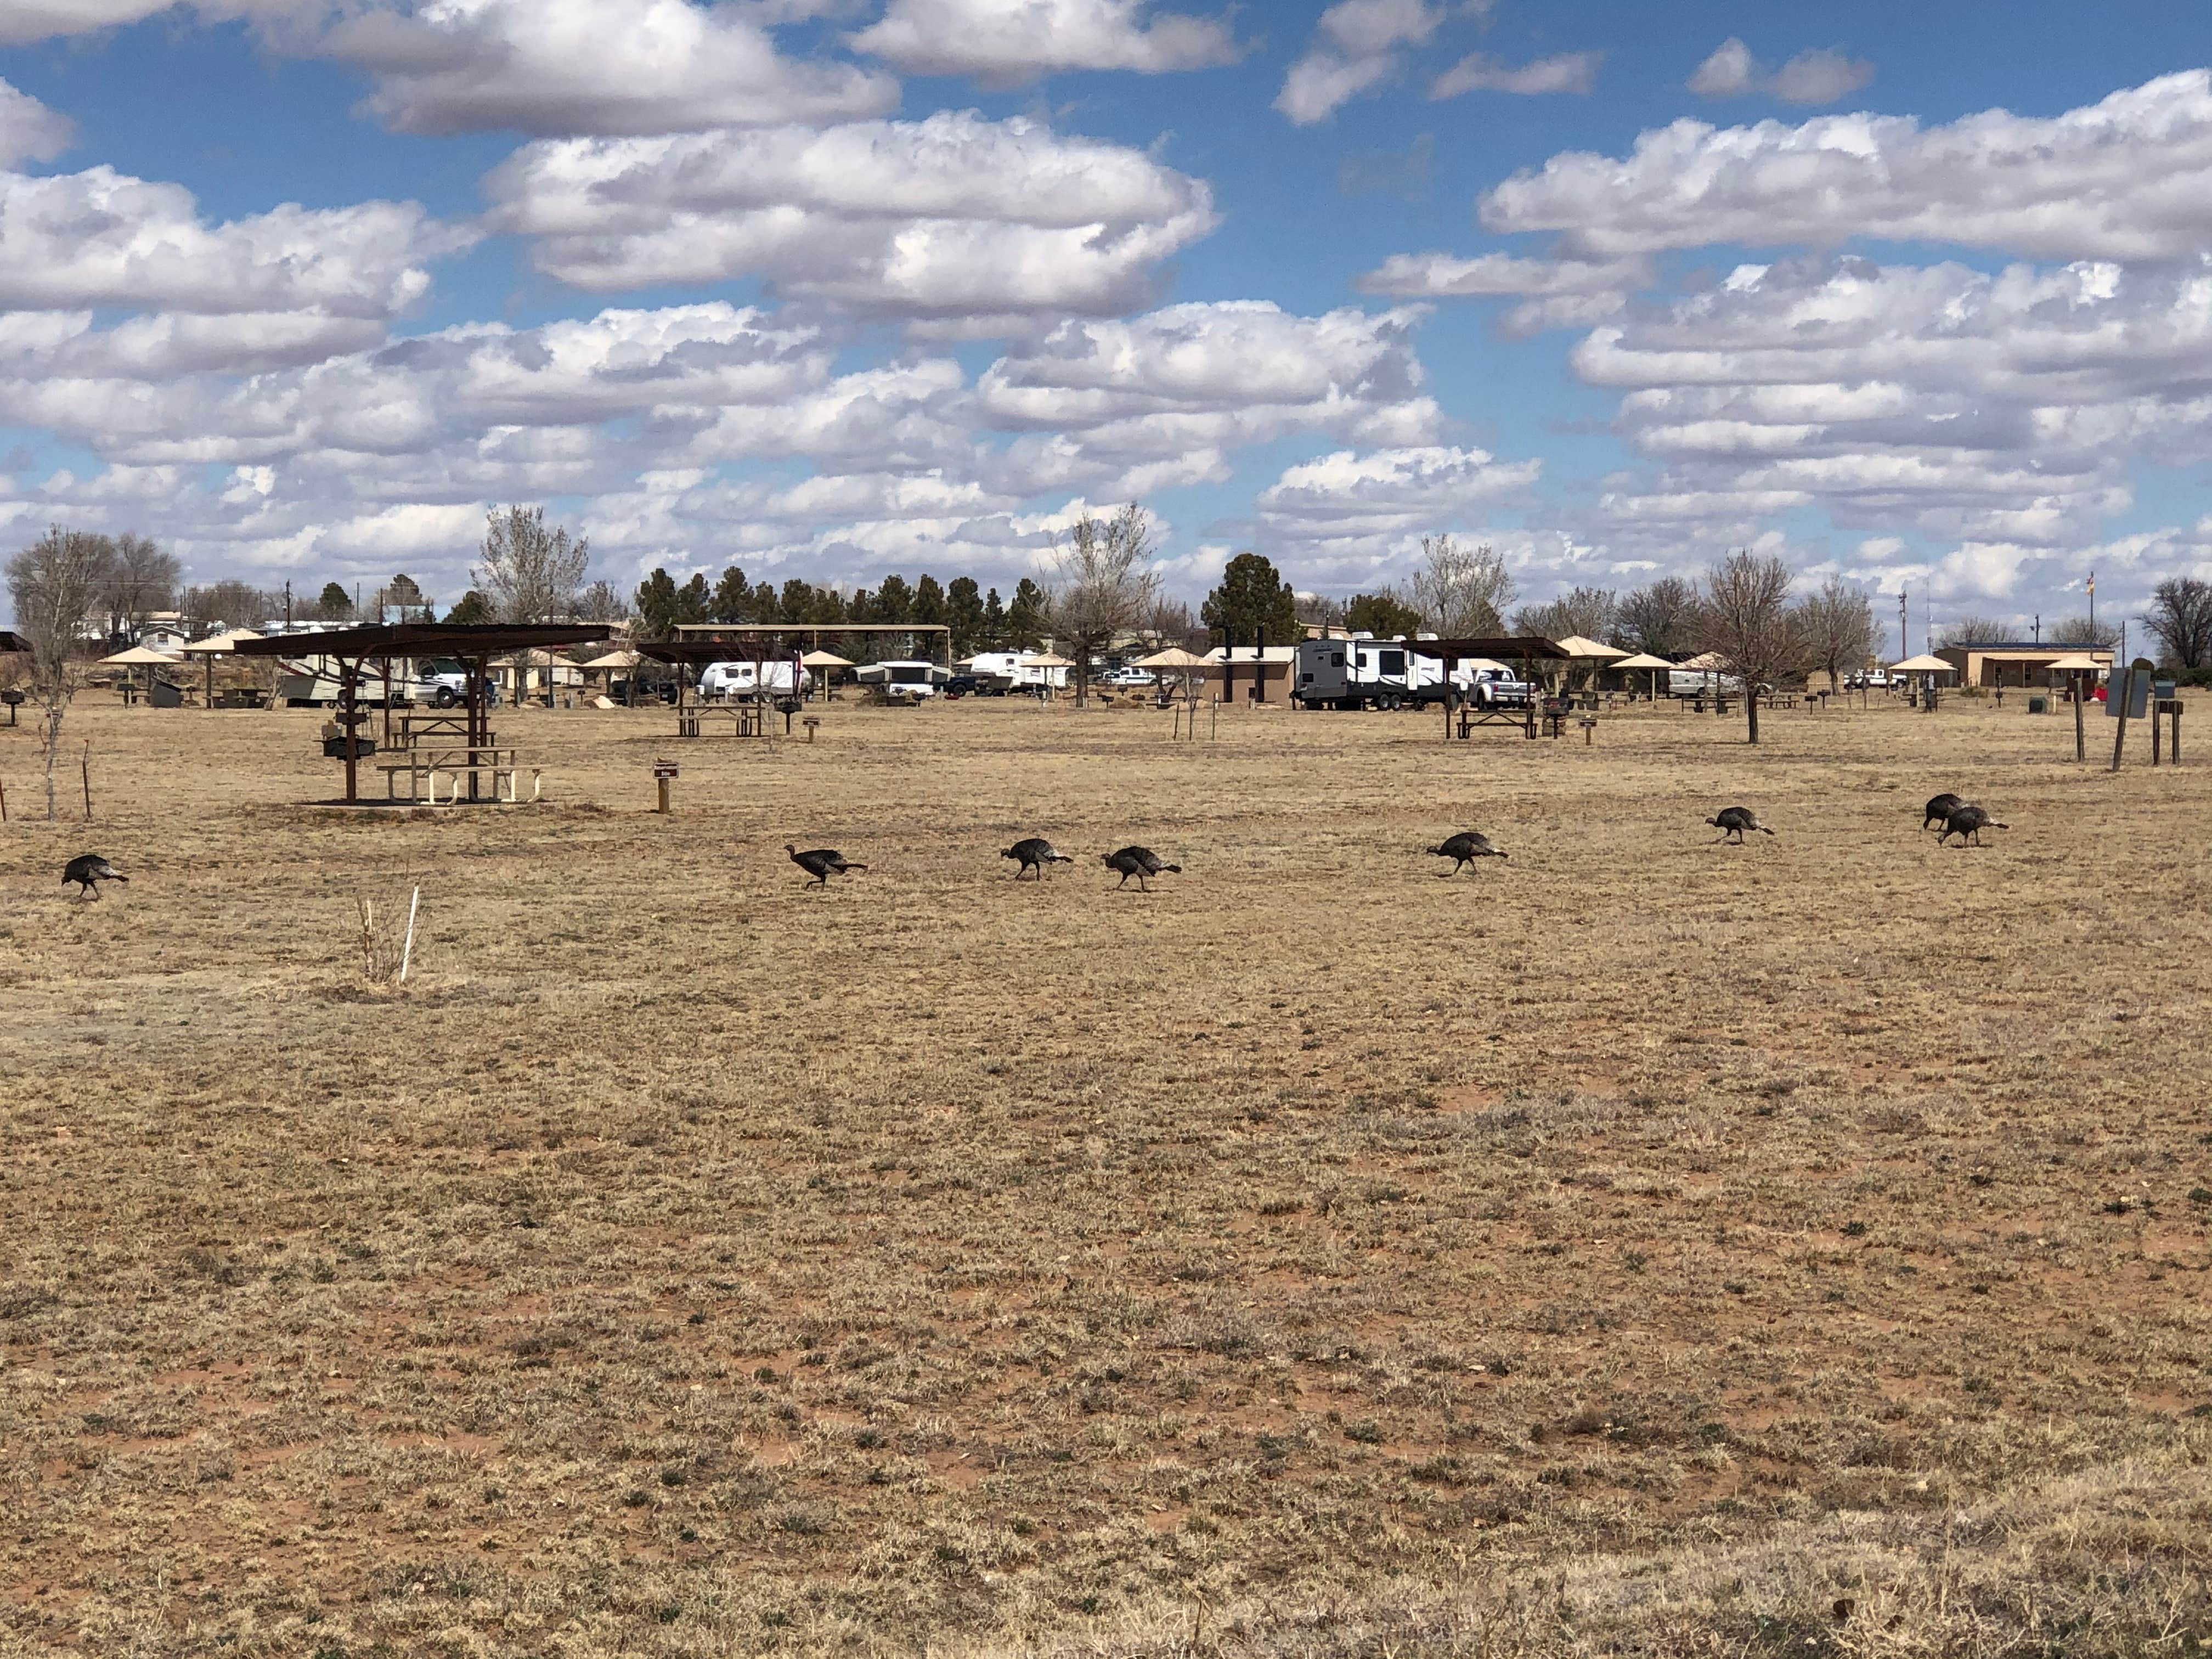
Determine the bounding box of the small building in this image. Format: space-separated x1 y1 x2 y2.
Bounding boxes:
1934 641 2114 689
1203 644 1297 703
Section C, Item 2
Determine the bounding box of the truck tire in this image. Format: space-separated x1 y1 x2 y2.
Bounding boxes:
435 686 458 708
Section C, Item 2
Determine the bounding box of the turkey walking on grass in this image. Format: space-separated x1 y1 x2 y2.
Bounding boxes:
1707 806 1774 844
1427 832 1506 873
63 854 127 899
1937 805 2007 847
1002 837 1073 879
787 843 867 886
1103 846 1179 891
1922 793 1966 831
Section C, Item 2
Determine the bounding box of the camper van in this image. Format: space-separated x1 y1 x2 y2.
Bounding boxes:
964 651 1070 693
854 659 950 698
697 659 811 699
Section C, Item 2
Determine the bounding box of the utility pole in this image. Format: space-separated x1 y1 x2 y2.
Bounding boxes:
284 579 292 628
2033 613 2040 644
2088 569 2096 630
1898 589 1908 662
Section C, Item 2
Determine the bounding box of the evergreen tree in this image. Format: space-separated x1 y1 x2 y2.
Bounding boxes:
634 568 680 637
1344 591 1421 638
710 565 749 623
946 576 986 656
1007 578 1049 648
980 586 1008 649
874 573 913 622
1201 552 1298 646
675 573 711 625
316 581 354 620
749 580 781 622
444 589 493 624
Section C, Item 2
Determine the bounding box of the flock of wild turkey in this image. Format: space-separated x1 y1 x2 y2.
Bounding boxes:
53 792 2006 901
772 790 2007 892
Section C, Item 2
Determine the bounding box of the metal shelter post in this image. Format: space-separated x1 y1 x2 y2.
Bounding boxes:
340 657 362 803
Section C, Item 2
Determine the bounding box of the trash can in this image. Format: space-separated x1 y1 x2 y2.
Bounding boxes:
2027 694 2047 715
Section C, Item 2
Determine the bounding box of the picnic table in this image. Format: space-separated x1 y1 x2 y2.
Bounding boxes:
377 744 532 804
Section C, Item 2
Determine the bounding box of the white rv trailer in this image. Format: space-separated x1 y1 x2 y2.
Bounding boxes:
964 650 1069 692
697 659 812 699
1293 636 1528 710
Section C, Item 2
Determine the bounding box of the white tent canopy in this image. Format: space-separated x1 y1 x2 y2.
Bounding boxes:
1893 653 1953 673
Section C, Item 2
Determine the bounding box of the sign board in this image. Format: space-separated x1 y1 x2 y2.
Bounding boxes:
2107 666 2152 719
652 760 679 780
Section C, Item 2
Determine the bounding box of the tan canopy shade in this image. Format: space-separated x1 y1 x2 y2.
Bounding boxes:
1023 651 1076 669
1679 651 1726 672
1610 652 1676 670
580 649 641 670
180 628 262 655
800 649 854 668
99 644 185 665
2044 653 2106 672
1554 634 1627 659
1134 647 1212 669
1892 653 1953 673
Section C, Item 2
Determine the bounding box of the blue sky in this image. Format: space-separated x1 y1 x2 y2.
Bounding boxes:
1 0 2209 637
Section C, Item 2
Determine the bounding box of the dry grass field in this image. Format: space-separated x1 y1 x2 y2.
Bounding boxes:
2 691 2208 1658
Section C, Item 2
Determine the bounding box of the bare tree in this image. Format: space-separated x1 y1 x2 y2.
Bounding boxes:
1407 535 1515 636
1144 591 1198 647
1697 549 1804 745
2145 578 2212 669
1615 576 1702 658
7 527 115 818
1935 614 2017 648
1513 585 1617 643
1294 591 1345 633
1049 503 1159 707
1796 576 1876 693
475 505 589 624
100 533 180 642
183 579 277 632
2051 615 2119 648
575 579 632 626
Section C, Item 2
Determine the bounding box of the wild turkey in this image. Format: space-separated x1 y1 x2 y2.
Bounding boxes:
1922 792 1965 831
1427 831 1507 873
787 843 867 886
1103 845 1180 891
1002 837 1073 879
62 853 127 899
1937 804 2007 847
1707 806 1774 844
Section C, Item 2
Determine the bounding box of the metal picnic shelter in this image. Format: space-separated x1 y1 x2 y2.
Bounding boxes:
234 622 603 805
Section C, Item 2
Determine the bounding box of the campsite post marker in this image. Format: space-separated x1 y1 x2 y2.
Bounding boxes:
653 758 678 814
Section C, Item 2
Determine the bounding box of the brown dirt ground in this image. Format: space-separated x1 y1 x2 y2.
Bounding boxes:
1 691 2208 1657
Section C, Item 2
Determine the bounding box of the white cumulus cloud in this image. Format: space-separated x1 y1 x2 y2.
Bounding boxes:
0 165 470 317
1484 69 2212 262
1689 37 1874 105
0 78 73 167
326 0 898 135
1275 0 1453 125
1431 50 1598 99
486 111 1217 329
850 0 1244 83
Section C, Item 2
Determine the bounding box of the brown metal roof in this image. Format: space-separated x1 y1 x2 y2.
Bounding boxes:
673 622 950 635
634 638 808 666
0 629 28 653
232 623 607 659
